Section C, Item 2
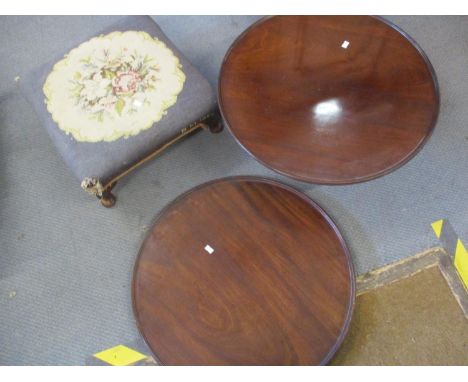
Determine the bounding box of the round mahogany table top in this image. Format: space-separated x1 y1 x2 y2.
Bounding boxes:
219 16 439 184
132 177 355 365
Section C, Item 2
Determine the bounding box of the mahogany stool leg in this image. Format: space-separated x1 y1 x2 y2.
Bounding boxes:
99 182 117 208
208 120 223 134
202 111 224 134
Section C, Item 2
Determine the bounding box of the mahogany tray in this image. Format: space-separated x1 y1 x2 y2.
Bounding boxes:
219 16 439 184
132 177 355 365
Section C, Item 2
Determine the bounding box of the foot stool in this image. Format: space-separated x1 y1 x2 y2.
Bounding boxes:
20 16 222 207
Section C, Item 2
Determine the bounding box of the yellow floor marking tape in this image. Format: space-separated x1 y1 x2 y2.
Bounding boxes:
432 219 468 290
93 344 147 366
454 239 468 289
431 219 444 239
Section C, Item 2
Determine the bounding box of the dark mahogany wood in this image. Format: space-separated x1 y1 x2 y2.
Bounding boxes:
219 16 439 184
99 181 117 208
132 177 355 365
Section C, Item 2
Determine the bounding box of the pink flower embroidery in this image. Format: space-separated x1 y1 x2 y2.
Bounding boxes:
112 70 141 95
71 47 160 120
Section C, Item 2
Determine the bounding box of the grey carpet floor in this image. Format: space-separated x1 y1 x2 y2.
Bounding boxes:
0 16 467 365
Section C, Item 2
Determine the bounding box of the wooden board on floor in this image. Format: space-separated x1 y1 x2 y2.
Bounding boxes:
331 264 468 365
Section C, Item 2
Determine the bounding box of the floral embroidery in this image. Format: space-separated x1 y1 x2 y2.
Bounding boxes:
43 31 186 142
70 48 160 122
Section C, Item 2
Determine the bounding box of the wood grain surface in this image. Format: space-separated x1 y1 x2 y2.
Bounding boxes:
219 16 439 184
132 177 355 365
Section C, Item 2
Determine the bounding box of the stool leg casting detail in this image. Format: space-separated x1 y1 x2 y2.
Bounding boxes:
82 112 223 208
